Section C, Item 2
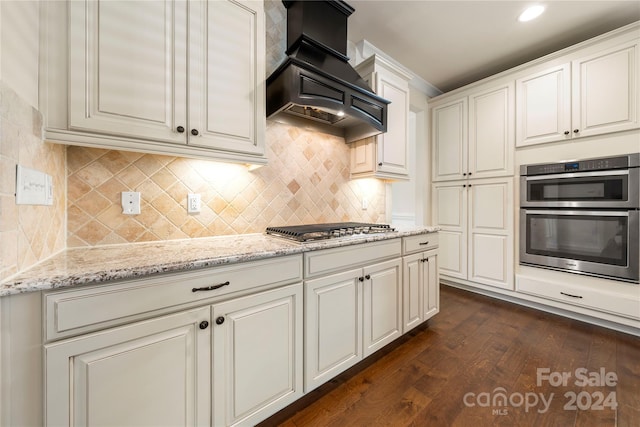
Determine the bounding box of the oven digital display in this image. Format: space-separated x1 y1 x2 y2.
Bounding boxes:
564 162 580 171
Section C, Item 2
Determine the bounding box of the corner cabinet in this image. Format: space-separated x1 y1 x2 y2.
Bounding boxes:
40 0 267 164
431 82 514 182
350 55 412 180
516 37 639 147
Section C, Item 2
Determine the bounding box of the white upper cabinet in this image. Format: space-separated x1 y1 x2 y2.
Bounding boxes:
351 55 411 180
572 39 639 138
68 0 187 144
42 0 266 164
516 38 639 147
515 64 571 146
432 82 514 182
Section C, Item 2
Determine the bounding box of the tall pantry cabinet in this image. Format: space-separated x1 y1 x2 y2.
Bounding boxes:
431 82 515 290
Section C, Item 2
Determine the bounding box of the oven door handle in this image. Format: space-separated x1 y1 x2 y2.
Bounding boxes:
523 209 630 217
523 169 629 181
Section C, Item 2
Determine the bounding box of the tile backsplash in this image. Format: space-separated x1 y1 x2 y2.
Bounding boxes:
0 82 66 281
67 121 386 247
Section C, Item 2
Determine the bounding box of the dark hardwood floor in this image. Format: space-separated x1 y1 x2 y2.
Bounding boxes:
258 285 640 427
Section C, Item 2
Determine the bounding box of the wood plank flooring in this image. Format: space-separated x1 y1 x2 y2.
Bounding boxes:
258 285 640 427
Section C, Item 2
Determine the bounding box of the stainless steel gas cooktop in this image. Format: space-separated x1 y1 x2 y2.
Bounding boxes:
265 222 395 242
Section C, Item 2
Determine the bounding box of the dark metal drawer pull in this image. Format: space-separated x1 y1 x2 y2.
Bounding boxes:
560 291 583 299
192 281 230 292
419 241 430 246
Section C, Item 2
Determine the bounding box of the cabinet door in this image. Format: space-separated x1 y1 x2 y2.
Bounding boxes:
363 258 402 357
468 178 514 290
468 83 514 178
432 182 468 279
212 283 303 426
402 252 423 333
515 63 571 146
189 0 265 155
432 98 467 181
45 307 210 427
69 0 187 143
376 72 409 176
572 39 639 138
350 137 376 175
304 269 362 392
423 252 440 321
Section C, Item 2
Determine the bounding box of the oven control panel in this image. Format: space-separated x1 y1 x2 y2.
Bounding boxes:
522 154 638 176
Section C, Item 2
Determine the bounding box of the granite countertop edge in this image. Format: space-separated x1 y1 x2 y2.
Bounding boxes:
1 226 440 297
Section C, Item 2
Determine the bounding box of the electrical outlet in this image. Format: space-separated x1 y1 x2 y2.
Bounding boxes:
121 192 141 215
188 193 201 213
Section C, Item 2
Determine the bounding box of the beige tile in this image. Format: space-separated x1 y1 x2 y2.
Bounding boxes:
115 218 147 241
67 173 92 202
76 161 113 188
76 190 111 217
118 164 148 189
96 204 127 230
97 150 133 175
67 146 96 173
97 178 128 204
134 154 166 177
75 220 111 245
67 203 91 233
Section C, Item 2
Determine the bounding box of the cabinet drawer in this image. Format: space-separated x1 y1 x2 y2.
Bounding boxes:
517 276 640 320
304 239 401 278
403 233 439 254
44 255 303 341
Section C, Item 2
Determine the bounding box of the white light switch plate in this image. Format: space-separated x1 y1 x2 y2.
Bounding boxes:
16 165 52 205
121 192 141 215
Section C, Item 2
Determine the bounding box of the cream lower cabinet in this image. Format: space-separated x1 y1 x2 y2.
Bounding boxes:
212 283 303 426
303 240 403 392
43 256 304 427
402 234 440 333
45 283 303 427
433 177 514 290
45 307 212 426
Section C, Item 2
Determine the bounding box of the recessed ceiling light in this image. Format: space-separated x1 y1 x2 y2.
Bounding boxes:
518 5 545 22
336 111 345 117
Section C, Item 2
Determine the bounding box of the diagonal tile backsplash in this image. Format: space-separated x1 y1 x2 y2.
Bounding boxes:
67 121 386 247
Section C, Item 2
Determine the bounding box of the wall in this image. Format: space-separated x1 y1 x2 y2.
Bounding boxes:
66 126 385 246
0 1 66 282
65 0 385 247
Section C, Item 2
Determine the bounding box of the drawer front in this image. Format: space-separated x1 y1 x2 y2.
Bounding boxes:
44 255 303 341
517 276 640 320
304 239 402 278
403 233 439 255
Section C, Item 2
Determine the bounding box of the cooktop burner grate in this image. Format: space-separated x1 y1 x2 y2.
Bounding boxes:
265 222 395 242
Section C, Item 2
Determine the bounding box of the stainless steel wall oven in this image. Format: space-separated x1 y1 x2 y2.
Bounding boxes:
520 154 639 283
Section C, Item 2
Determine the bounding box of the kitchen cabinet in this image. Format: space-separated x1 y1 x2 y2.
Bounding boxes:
351 55 411 180
402 234 439 333
43 255 304 426
431 82 514 182
212 284 303 426
40 0 266 164
303 240 402 392
516 38 639 146
432 177 514 290
45 307 212 426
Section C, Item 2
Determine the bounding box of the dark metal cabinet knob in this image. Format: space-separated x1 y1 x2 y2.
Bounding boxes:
564 130 570 135
176 126 185 133
358 276 364 282
378 162 383 166
215 316 225 325
463 173 467 176
199 321 209 330
191 129 199 136
573 129 579 134
365 274 371 280
468 172 472 176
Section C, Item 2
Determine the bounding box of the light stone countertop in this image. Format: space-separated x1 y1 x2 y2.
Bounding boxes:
0 225 439 297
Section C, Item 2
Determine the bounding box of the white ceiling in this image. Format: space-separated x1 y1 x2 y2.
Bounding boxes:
347 1 640 94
